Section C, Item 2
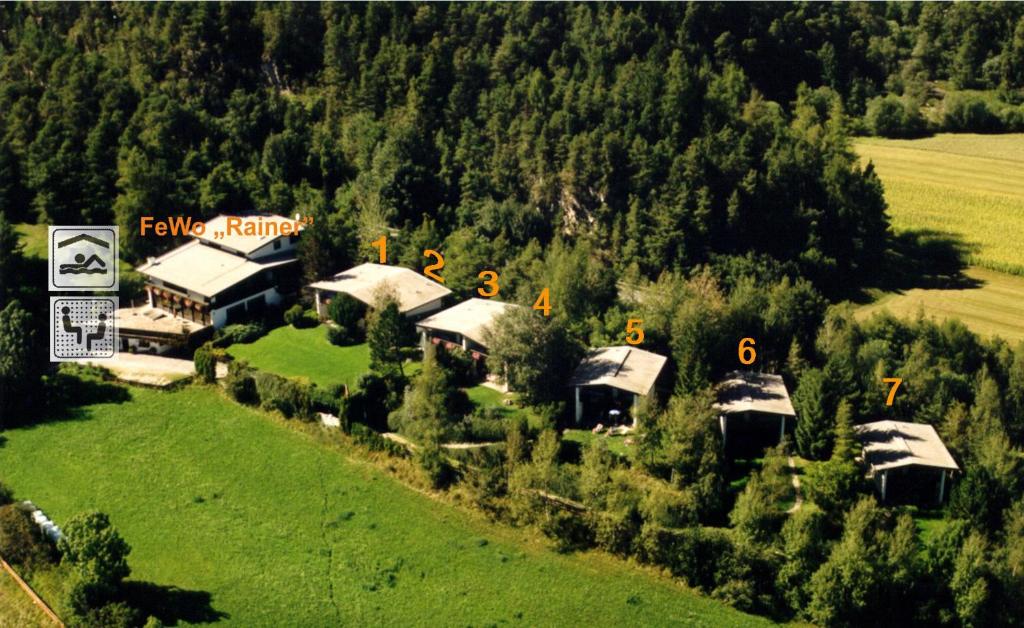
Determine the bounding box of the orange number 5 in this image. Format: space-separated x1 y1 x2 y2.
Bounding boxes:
625 319 644 345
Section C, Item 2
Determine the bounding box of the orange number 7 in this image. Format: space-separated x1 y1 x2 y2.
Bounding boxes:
883 377 902 406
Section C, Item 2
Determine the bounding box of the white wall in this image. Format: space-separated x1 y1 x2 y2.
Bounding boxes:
212 286 282 328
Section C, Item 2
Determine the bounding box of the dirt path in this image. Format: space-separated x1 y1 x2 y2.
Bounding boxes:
786 455 803 514
382 433 498 451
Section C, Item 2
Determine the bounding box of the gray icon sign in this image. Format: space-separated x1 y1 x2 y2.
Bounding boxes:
50 296 118 361
48 226 119 291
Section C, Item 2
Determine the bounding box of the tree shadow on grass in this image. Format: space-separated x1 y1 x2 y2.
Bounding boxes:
851 229 982 303
7 368 132 429
121 581 228 625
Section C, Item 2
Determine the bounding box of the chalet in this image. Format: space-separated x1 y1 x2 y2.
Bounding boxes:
714 371 796 457
568 346 668 426
309 263 451 320
415 298 520 359
126 214 302 353
854 420 960 505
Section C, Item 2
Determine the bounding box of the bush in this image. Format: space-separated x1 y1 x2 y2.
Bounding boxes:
212 323 264 348
0 505 54 567
463 413 507 442
0 480 12 505
193 342 216 383
327 324 356 347
253 372 314 420
539 509 594 553
942 94 1002 133
590 510 640 557
327 293 366 336
417 443 456 490
283 304 304 327
436 345 478 387
864 95 927 138
224 361 258 405
350 423 408 457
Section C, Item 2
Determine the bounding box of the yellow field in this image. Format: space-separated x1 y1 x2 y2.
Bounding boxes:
855 134 1024 275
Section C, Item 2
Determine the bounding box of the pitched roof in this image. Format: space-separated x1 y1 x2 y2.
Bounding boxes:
854 420 960 472
715 370 796 416
415 298 521 347
568 346 668 396
136 240 293 298
309 263 451 314
194 214 301 256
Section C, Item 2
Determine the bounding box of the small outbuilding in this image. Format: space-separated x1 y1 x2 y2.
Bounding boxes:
854 420 960 505
415 298 521 359
715 371 796 457
568 346 668 426
310 263 451 320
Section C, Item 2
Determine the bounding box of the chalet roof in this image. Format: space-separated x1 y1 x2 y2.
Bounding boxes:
137 240 293 298
415 298 521 348
309 263 451 314
115 306 207 335
568 346 668 396
854 420 960 472
194 214 300 256
715 370 796 416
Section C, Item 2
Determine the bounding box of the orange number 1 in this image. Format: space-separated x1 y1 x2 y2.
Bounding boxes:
371 235 387 263
883 378 902 406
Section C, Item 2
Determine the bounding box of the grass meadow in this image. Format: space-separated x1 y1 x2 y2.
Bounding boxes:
854 135 1024 342
0 567 49 627
226 325 372 390
0 383 767 627
855 134 1024 275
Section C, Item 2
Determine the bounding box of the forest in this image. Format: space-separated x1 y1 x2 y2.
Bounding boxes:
1 3 1023 627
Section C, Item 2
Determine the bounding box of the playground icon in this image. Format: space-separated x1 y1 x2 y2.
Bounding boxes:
48 226 119 291
50 296 118 361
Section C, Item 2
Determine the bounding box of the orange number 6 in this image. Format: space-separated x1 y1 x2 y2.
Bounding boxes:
738 338 756 365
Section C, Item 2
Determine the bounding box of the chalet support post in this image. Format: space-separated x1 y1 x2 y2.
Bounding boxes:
881 470 888 502
574 387 582 424
461 335 468 350
719 415 727 449
420 330 427 353
315 290 322 317
938 470 947 504
779 414 785 443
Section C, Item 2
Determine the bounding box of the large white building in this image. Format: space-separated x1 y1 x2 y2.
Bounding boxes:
125 214 303 353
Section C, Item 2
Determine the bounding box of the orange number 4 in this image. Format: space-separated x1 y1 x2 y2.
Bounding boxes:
533 287 551 317
883 377 902 406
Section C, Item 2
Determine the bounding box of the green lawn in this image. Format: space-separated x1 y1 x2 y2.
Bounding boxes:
0 567 48 628
562 429 634 459
856 266 1024 343
467 384 544 429
226 325 372 390
0 384 768 627
855 134 1024 275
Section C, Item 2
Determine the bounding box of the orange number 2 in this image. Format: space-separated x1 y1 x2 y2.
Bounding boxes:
423 249 445 283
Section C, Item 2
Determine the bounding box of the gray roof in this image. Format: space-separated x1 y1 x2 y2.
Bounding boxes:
568 346 668 396
715 371 796 416
854 420 960 472
194 214 301 255
137 240 293 298
416 298 521 347
309 263 451 314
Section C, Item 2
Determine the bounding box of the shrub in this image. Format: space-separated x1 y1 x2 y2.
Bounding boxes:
436 345 478 387
212 323 264 348
864 95 927 138
463 413 507 442
328 293 366 336
539 509 594 553
590 510 640 557
327 324 355 346
225 361 258 405
417 443 456 489
253 372 314 420
0 480 12 505
283 304 304 327
193 342 216 383
350 423 408 457
942 94 1002 132
0 505 53 567
58 511 131 596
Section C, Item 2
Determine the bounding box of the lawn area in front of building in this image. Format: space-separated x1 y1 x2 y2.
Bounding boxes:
0 383 770 627
226 325 372 390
